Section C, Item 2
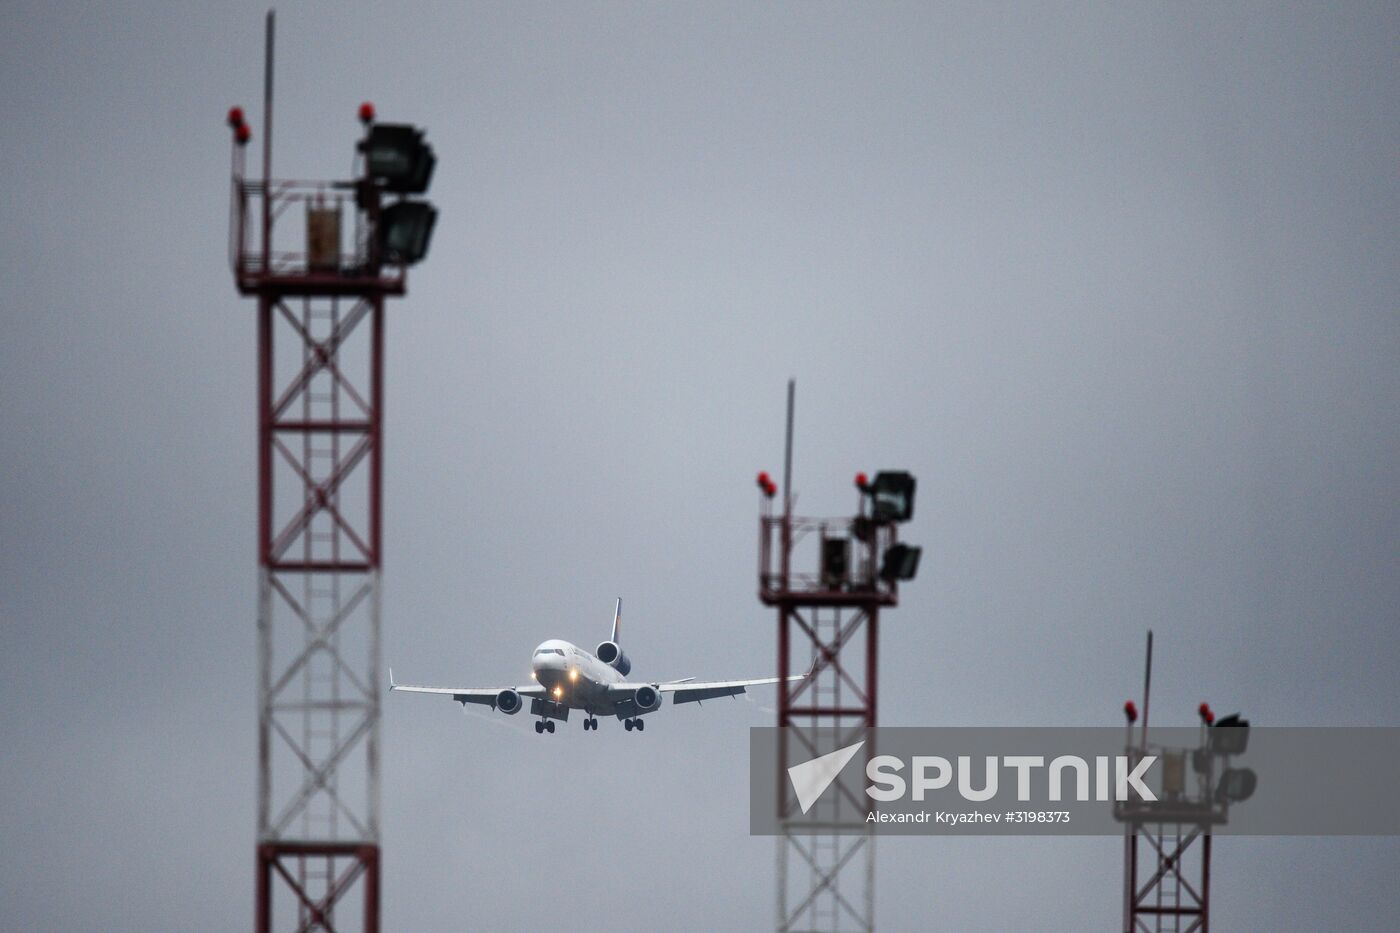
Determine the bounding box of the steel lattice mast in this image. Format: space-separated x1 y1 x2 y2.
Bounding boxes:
1116 632 1254 933
1117 632 1213 933
227 13 437 931
758 382 918 933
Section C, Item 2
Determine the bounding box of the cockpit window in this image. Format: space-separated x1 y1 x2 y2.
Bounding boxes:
533 648 565 656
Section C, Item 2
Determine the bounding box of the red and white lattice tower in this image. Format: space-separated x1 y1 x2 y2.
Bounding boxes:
226 14 431 931
759 382 915 933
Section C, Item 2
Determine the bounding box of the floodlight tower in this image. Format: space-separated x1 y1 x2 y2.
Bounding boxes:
1116 632 1255 933
759 381 922 933
227 14 438 932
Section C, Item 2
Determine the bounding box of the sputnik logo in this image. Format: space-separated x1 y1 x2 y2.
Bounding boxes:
787 741 865 814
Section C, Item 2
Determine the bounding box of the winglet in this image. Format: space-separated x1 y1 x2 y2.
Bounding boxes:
388 667 396 689
610 597 622 644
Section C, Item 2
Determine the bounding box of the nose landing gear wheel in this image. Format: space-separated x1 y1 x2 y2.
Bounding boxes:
583 717 598 731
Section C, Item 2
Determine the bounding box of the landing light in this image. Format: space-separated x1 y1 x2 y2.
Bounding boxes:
553 686 563 699
569 669 578 681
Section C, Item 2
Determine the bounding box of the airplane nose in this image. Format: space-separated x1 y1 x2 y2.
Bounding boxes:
534 653 565 676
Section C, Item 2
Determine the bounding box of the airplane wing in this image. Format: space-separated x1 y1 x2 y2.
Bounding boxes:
388 669 545 708
656 672 805 705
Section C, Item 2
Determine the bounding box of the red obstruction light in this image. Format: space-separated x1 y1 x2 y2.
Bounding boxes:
763 480 777 499
358 101 376 125
1199 703 1215 725
226 106 245 128
855 472 869 490
757 471 771 489
235 123 252 145
1123 700 1138 723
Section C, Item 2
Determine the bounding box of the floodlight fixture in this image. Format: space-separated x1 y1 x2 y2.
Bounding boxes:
378 200 437 265
361 123 436 194
869 471 916 523
1216 767 1257 803
1208 713 1250 756
880 543 921 581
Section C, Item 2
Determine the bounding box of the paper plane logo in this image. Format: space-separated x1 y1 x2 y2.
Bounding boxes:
787 741 865 814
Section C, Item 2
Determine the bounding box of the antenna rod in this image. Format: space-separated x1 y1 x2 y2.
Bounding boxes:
780 379 794 591
783 378 794 516
1140 629 1153 753
261 9 274 273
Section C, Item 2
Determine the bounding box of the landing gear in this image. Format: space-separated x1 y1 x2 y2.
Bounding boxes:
535 720 555 734
624 717 646 732
583 716 598 731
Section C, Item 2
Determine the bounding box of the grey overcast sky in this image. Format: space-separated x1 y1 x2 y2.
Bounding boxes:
2 1 1397 930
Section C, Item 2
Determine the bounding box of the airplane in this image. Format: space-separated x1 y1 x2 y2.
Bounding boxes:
390 598 804 733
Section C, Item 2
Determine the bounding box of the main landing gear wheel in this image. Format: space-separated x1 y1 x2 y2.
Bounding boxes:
535 720 555 734
624 718 646 732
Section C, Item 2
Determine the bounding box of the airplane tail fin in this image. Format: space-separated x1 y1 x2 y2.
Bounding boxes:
610 597 622 644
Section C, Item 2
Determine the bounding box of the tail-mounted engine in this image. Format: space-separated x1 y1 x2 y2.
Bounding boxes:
596 641 632 676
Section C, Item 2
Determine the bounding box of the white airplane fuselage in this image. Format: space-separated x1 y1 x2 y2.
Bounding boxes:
529 639 623 712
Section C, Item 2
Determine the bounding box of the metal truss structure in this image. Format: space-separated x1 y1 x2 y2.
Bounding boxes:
1120 819 1212 932
762 512 897 933
249 288 386 933
1115 634 1236 933
1116 745 1231 933
227 15 415 930
759 386 906 933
